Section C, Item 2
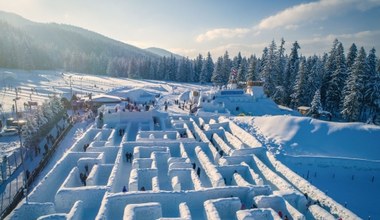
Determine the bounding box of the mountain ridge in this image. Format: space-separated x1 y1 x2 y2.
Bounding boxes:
0 10 180 74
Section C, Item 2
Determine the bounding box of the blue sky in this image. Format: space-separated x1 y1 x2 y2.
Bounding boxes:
0 0 379 58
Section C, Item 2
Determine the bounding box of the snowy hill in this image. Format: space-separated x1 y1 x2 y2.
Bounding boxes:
0 10 158 72
233 115 380 160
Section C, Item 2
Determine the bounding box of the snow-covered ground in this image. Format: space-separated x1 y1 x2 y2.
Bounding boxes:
233 116 380 219
0 69 378 219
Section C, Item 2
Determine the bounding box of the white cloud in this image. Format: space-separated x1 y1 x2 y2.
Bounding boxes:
298 30 380 55
256 0 380 31
196 28 250 42
195 0 380 42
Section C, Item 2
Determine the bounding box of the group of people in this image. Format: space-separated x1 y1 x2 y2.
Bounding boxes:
192 163 201 177
79 172 87 186
118 128 125 136
277 211 289 220
83 143 90 152
125 152 133 163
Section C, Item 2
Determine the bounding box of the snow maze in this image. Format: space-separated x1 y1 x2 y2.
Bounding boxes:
7 108 359 219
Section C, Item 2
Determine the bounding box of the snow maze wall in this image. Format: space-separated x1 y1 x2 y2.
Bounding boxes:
7 111 359 220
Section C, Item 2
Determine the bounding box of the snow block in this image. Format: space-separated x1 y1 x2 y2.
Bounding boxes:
204 197 241 220
307 204 335 220
236 208 281 220
54 187 107 214
7 202 55 220
254 195 305 220
123 202 162 220
195 146 225 187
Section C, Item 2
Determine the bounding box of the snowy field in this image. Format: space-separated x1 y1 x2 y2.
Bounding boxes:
233 116 380 219
1 69 379 219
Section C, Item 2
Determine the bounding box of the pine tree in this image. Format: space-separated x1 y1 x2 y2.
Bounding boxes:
200 52 214 83
326 42 346 115
193 54 203 82
211 57 224 85
291 58 308 108
342 47 367 121
236 62 246 84
261 40 279 97
365 48 379 119
277 38 286 87
283 41 300 105
346 43 358 72
246 55 258 81
321 39 340 107
128 59 139 79
309 89 322 117
222 51 232 84
308 55 324 100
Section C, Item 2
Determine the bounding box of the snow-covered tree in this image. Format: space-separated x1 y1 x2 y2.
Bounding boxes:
309 89 322 117
193 54 203 82
341 47 367 121
325 42 346 114
211 57 224 85
291 58 308 107
283 41 300 105
261 40 279 97
236 62 247 84
276 38 286 87
321 39 340 107
246 55 258 81
364 48 380 118
222 51 232 84
346 43 358 72
200 52 214 83
307 56 324 101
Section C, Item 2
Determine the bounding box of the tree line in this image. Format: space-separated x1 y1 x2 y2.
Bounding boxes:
1 17 379 122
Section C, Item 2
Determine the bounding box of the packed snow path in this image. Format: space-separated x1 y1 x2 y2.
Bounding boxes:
6 106 359 219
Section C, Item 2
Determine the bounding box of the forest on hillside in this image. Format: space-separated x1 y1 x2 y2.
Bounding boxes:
0 14 379 123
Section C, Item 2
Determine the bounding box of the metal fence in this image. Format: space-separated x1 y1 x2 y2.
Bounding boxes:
0 118 73 218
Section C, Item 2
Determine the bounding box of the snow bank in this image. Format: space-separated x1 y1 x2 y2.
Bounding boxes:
265 152 360 219
133 158 153 169
178 202 191 219
54 187 107 213
100 187 260 219
249 115 380 160
8 202 55 220
123 202 162 220
254 195 305 220
252 155 295 192
224 131 246 149
281 154 380 170
225 119 262 148
86 164 113 186
212 133 234 156
191 121 210 143
236 208 281 220
128 168 158 191
195 146 225 187
29 152 101 203
307 205 335 220
204 197 241 220
217 156 264 186
169 168 195 191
